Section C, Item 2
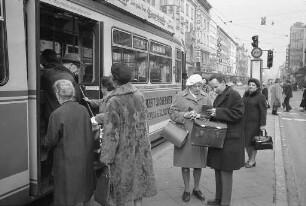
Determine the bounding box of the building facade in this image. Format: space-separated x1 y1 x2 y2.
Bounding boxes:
194 0 211 72
289 22 306 73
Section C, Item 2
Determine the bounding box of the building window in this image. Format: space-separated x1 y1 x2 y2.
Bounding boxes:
186 4 189 16
0 0 9 86
191 8 194 20
181 0 184 12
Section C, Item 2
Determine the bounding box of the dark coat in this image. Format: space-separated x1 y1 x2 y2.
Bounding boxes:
243 90 267 146
99 83 157 205
41 65 81 124
45 102 94 206
262 87 268 100
283 84 293 98
207 86 245 171
169 89 212 168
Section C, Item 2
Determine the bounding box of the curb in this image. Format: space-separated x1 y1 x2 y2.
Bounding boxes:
274 116 288 206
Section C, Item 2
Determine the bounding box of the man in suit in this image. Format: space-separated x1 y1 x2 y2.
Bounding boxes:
206 74 245 206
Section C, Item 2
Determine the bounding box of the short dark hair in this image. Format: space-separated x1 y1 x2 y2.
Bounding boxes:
101 76 115 91
41 49 59 64
209 74 226 83
248 78 261 88
111 63 131 85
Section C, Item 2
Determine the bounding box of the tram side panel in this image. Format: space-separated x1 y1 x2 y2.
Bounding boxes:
0 0 30 205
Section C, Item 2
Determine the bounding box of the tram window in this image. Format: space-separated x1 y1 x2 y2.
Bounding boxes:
149 41 172 83
175 49 182 83
112 47 148 83
113 29 132 47
0 0 8 86
149 55 171 83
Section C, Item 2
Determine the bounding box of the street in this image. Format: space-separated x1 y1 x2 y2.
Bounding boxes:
279 90 306 206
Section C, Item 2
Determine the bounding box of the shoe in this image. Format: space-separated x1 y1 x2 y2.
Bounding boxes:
272 113 278 115
245 162 256 168
182 191 190 202
244 160 250 166
207 199 221 205
192 189 205 201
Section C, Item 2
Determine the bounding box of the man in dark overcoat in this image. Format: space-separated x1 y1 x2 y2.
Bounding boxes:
283 80 293 112
44 79 94 206
41 50 81 126
206 74 245 206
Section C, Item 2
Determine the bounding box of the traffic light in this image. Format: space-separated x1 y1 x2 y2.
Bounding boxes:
267 50 273 68
251 35 258 48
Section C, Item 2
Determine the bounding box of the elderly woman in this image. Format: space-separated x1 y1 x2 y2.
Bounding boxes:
44 79 94 206
99 63 156 206
243 78 267 168
169 74 212 202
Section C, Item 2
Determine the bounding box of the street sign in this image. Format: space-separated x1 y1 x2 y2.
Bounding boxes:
251 47 263 58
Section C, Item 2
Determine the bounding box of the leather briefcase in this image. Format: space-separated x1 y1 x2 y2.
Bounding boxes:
252 130 273 150
161 120 188 148
95 165 111 206
191 119 227 148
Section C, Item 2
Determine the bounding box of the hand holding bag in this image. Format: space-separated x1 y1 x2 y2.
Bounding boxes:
161 120 188 148
253 129 273 150
191 119 227 148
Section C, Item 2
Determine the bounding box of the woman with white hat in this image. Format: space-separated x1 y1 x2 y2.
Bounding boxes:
169 74 212 203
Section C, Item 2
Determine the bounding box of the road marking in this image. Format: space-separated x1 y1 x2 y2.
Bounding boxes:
281 117 306 122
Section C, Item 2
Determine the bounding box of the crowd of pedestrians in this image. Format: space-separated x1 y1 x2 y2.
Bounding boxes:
41 48 305 206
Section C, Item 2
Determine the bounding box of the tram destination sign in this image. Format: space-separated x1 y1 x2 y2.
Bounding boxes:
251 47 263 58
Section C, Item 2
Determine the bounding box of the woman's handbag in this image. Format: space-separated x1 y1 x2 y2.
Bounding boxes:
161 120 188 148
94 164 111 206
191 119 227 148
252 129 273 150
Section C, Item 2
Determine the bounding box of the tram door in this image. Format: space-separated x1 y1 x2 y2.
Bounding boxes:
35 2 102 196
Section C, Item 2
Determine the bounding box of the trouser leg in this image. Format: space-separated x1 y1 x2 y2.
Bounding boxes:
214 169 222 200
220 170 233 205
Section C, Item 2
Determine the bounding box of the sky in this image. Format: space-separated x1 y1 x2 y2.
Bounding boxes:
209 0 306 78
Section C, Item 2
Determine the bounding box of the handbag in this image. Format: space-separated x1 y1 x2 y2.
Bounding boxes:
94 164 111 206
252 129 273 150
161 120 188 148
191 119 227 148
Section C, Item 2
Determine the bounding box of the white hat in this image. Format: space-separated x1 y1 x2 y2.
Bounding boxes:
186 74 203 86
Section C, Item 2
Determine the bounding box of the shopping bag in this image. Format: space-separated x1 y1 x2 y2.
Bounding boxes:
161 120 188 148
191 119 227 148
252 129 273 150
95 165 111 206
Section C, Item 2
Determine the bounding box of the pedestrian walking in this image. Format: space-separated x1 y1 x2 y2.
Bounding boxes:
169 74 212 202
99 63 157 206
243 78 267 168
283 80 293 112
270 78 282 115
44 79 94 206
300 84 306 112
206 74 245 206
262 83 270 108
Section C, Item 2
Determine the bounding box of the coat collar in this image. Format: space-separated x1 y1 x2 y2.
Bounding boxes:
214 86 232 107
104 83 138 101
182 89 207 102
244 89 261 97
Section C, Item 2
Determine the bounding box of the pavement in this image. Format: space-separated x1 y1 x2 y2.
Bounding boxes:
139 106 288 206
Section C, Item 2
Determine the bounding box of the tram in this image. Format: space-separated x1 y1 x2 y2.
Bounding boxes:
0 0 184 204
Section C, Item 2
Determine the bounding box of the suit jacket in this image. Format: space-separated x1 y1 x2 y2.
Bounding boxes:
207 86 245 170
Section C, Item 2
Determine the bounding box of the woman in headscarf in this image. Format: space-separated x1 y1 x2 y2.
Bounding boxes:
169 74 212 203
